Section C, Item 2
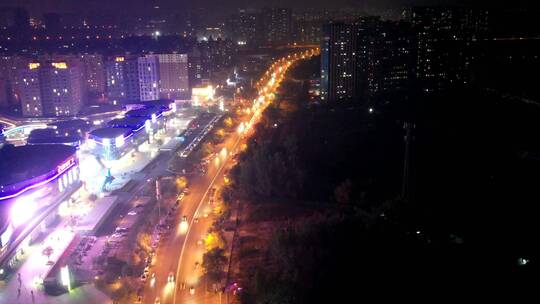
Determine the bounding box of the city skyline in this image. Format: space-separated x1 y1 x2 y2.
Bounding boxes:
2 0 534 17
0 0 538 303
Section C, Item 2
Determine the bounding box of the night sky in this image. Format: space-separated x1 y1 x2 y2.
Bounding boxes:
2 0 533 17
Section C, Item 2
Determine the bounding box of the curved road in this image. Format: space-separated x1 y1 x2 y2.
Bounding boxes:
142 48 319 304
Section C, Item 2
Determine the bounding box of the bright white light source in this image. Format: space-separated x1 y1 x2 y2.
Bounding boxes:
61 265 71 290
115 135 125 148
179 221 188 235
10 192 39 227
145 120 151 133
518 257 530 266
87 138 96 149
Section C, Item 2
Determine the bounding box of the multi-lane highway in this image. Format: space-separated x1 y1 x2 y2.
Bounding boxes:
142 48 319 304
0 48 318 304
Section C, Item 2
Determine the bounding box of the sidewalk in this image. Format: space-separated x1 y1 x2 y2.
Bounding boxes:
0 229 76 304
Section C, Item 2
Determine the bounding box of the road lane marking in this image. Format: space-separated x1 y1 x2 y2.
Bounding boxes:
173 134 242 304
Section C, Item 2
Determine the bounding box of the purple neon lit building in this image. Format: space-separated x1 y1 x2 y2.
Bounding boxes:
0 144 79 259
87 101 173 160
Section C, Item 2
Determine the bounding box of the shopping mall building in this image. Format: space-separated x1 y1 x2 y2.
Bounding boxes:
0 144 81 274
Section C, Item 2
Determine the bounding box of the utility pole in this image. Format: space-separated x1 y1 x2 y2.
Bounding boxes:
155 178 161 218
401 122 415 201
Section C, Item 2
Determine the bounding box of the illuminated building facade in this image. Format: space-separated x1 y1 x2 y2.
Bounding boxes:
80 54 106 98
40 62 84 116
106 56 140 104
138 56 160 101
149 54 189 100
88 100 173 160
225 9 261 46
320 22 359 101
0 56 32 106
321 18 415 102
87 127 134 161
18 61 83 117
355 17 416 101
188 47 206 88
412 7 489 92
262 8 293 45
0 144 79 267
18 64 42 116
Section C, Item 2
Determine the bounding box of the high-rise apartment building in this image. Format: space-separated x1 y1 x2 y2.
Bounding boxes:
0 56 32 105
106 56 140 104
18 63 42 116
412 7 489 92
226 9 261 46
188 47 206 88
80 54 106 97
149 54 189 100
18 61 83 117
137 56 160 101
356 17 415 100
262 8 293 45
320 22 359 101
321 18 415 102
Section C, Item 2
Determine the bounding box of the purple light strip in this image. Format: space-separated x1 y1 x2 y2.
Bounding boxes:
124 131 134 140
133 124 145 132
0 162 76 201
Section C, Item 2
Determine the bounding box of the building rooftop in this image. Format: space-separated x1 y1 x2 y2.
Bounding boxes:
107 117 147 130
28 128 57 138
138 99 173 111
125 108 160 118
29 127 84 141
0 144 77 187
89 127 131 139
78 104 123 116
48 119 91 130
27 136 80 145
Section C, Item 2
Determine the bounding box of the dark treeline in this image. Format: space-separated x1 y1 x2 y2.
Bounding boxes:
227 58 538 302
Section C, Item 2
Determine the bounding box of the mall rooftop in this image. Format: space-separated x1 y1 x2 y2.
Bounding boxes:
107 117 148 130
89 127 132 140
0 144 77 188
